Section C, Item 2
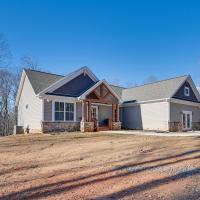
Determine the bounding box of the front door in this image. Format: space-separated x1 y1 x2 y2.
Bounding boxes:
182 111 192 130
91 106 98 120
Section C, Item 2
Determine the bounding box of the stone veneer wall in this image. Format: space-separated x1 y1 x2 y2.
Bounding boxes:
169 122 182 132
192 122 200 131
42 122 80 133
169 121 200 132
112 121 121 130
80 121 94 132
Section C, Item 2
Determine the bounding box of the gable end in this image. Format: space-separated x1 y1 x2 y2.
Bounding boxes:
173 80 198 102
49 73 96 97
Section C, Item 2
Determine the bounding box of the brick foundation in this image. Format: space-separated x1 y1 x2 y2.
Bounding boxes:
42 122 80 133
112 121 121 130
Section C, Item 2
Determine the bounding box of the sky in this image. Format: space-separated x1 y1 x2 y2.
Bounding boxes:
0 0 200 87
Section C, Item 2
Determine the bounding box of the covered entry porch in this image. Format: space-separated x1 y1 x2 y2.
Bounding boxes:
79 80 121 132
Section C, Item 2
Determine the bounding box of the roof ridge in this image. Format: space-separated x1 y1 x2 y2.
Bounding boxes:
109 84 127 89
124 75 189 90
24 68 64 77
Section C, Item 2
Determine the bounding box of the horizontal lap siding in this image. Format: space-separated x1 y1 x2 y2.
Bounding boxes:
44 100 52 121
18 76 42 131
170 102 200 122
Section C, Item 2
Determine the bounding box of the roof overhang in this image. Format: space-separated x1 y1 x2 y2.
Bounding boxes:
37 66 99 97
39 93 78 102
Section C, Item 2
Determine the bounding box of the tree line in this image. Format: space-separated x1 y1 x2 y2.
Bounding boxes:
0 33 38 136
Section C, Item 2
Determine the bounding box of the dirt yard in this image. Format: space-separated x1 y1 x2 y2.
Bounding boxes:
0 132 200 200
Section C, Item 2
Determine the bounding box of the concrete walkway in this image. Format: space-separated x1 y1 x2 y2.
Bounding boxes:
100 130 200 137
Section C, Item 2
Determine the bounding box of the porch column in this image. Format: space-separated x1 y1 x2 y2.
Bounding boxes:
88 101 92 122
81 100 87 122
116 103 119 122
112 104 116 122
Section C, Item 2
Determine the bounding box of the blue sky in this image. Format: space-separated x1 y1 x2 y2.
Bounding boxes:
1 0 200 87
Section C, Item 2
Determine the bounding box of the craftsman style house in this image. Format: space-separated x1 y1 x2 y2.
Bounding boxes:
15 67 200 133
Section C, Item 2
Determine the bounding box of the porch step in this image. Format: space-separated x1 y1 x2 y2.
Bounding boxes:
98 126 110 131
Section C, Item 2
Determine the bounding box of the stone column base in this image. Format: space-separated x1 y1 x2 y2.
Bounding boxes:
192 122 200 131
169 122 182 132
81 121 94 132
112 121 121 130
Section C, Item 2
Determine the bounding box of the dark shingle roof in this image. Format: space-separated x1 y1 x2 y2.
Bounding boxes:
25 69 64 94
122 75 188 102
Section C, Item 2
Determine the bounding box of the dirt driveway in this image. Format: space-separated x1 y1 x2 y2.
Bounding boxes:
0 133 200 200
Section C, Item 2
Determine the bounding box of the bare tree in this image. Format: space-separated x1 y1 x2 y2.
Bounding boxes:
0 69 15 135
20 54 38 70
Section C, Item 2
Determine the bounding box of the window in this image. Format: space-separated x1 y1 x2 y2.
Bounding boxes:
184 86 190 96
55 102 64 121
54 102 74 121
65 103 74 121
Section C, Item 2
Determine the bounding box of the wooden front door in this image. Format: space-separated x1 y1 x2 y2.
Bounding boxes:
91 106 98 120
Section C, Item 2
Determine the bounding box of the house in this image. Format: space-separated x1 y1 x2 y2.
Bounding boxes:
15 66 200 133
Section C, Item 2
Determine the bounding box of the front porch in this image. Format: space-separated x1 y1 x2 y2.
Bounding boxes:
79 81 121 132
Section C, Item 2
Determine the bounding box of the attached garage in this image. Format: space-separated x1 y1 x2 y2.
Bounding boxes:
121 100 169 131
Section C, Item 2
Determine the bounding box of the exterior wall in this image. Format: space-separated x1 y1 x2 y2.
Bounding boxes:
98 105 112 124
44 99 52 121
17 75 42 132
173 81 198 102
42 122 80 133
170 102 200 131
76 102 82 121
121 101 169 131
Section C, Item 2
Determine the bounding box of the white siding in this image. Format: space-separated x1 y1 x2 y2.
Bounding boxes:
140 101 169 131
17 75 42 132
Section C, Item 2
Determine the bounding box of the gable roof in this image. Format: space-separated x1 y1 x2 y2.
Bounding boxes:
122 75 189 102
78 80 121 101
25 69 64 94
18 68 199 105
38 66 99 96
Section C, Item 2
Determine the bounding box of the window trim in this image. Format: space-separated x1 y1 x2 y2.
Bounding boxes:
52 101 76 122
184 86 190 97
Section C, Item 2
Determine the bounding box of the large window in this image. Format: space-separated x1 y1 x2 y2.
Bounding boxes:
65 103 74 121
55 102 64 121
54 102 74 121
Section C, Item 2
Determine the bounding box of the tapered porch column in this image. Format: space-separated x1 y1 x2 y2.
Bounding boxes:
112 104 116 122
88 101 92 122
116 103 119 122
81 100 87 122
